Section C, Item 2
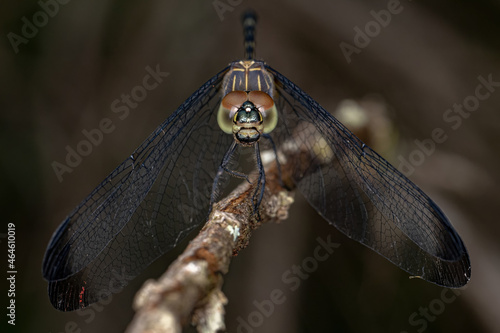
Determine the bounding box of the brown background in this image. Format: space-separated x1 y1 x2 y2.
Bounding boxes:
1 0 499 332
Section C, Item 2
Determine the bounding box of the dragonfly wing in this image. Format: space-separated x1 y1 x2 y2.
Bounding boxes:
266 65 470 287
43 67 233 310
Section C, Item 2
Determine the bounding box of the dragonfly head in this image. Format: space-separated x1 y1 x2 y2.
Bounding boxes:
218 91 278 146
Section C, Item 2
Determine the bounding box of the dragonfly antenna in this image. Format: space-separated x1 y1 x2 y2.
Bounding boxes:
242 10 257 60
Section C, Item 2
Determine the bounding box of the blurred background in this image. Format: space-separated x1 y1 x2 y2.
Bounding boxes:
1 0 499 332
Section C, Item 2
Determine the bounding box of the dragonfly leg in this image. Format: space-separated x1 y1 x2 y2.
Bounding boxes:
220 141 251 183
210 141 237 210
263 133 284 188
252 142 266 219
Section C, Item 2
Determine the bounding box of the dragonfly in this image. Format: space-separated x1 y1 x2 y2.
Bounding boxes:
43 11 470 311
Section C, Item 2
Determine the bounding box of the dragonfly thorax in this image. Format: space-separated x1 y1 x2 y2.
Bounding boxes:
221 60 274 98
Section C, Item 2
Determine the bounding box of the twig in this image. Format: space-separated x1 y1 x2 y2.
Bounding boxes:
125 122 329 333
125 159 296 333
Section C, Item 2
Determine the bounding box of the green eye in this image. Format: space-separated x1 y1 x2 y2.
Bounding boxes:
262 104 278 134
217 103 233 134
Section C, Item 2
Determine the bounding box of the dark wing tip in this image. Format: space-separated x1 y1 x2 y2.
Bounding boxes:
42 217 72 280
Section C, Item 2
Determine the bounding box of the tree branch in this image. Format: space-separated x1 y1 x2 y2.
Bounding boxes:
125 121 339 332
125 154 297 333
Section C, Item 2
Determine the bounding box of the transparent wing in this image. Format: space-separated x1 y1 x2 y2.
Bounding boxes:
266 65 470 287
42 66 233 310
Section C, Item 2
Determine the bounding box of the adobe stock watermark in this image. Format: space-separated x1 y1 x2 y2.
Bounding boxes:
51 64 169 182
400 286 466 333
340 0 407 64
7 0 72 54
53 267 135 333
398 73 499 177
236 235 340 333
213 0 244 21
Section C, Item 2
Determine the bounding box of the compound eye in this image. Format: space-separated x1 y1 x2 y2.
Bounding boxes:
221 91 248 111
248 91 278 134
262 105 278 133
248 91 274 112
218 91 249 134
